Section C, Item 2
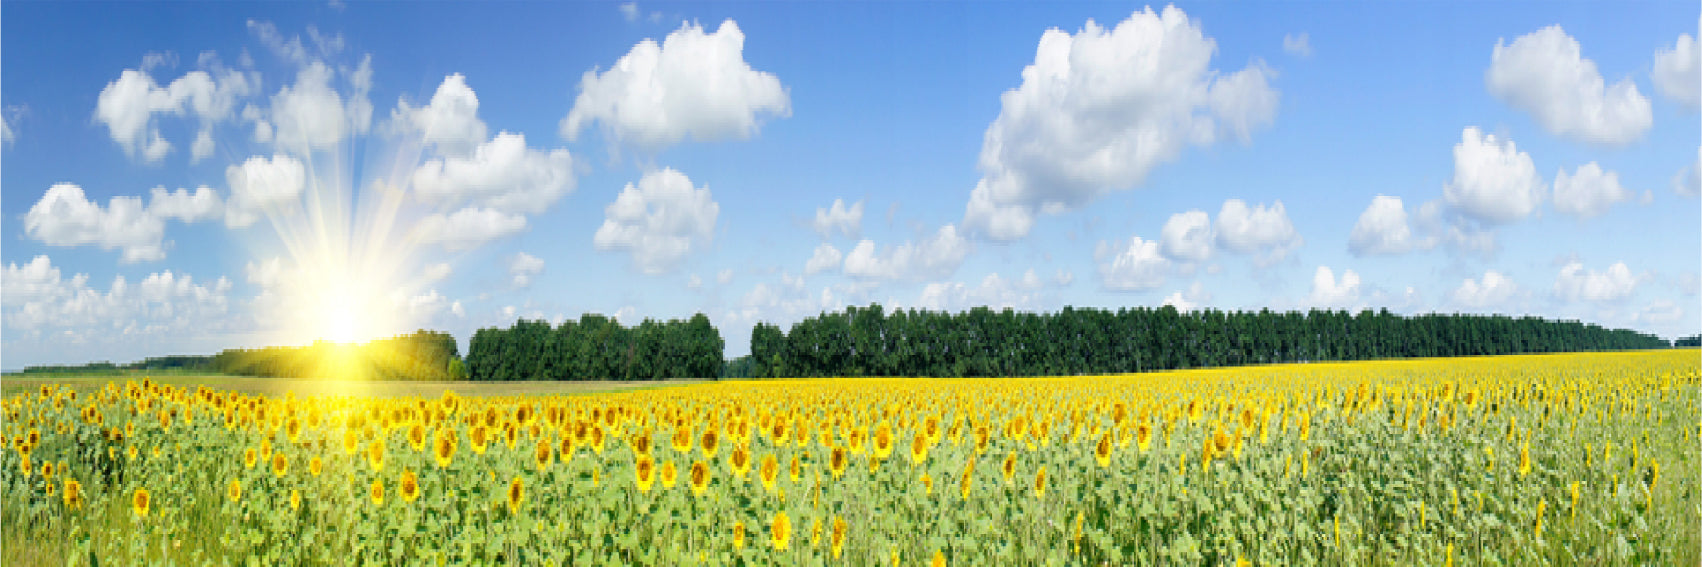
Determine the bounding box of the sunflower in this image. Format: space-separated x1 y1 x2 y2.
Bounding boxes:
729 446 752 481
127 444 139 461
932 550 946 567
960 457 975 501
690 460 711 496
630 432 653 456
660 460 679 489
733 521 746 549
1534 498 1546 537
285 415 303 443
260 438 273 462
589 425 606 455
1033 465 1048 499
132 487 151 518
672 426 693 455
830 515 848 557
401 469 421 503
18 454 29 477
244 447 258 469
1136 423 1153 453
829 447 848 479
408 423 427 452
919 471 934 496
759 453 780 493
910 431 930 464
770 510 792 550
635 455 657 493
228 479 243 503
434 428 457 468
848 427 867 455
810 516 824 548
507 476 525 514
343 428 360 455
700 428 720 459
470 425 490 455
559 435 576 463
290 489 301 511
368 438 387 472
370 477 385 506
1094 432 1112 468
1518 443 1532 477
872 422 894 460
41 460 54 480
535 438 553 471
62 478 83 510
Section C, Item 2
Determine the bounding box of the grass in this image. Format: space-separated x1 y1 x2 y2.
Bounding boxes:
0 372 706 398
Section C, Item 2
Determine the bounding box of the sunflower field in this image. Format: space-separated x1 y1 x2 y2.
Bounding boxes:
3 350 1697 565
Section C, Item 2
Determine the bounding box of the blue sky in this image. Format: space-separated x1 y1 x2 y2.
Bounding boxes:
3 1 1697 371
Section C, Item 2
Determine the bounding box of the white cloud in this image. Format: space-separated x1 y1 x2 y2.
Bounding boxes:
1450 270 1519 310
148 186 224 223
812 198 864 239
1676 147 1701 197
619 2 640 22
1485 25 1651 145
269 62 371 153
1159 210 1213 262
1552 162 1629 219
561 19 791 151
917 273 1047 312
1 255 231 340
1634 300 1683 325
687 274 703 289
392 73 488 156
1161 281 1212 312
1054 269 1075 287
413 207 528 251
1018 269 1044 290
963 6 1278 240
411 132 576 214
421 262 452 283
1282 32 1312 58
508 252 544 287
1 116 13 146
1653 31 1700 109
841 225 971 281
1349 195 1431 256
94 66 254 163
1444 127 1545 225
1554 261 1637 303
1307 266 1361 309
592 168 720 274
804 243 843 275
1214 199 1301 265
1095 236 1169 291
225 154 307 228
24 184 166 263
718 269 735 285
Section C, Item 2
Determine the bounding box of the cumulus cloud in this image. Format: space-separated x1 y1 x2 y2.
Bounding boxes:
269 61 372 153
1161 281 1212 312
1282 32 1312 58
561 19 791 151
1349 195 1428 256
1 255 232 340
917 273 1048 312
508 252 545 287
593 168 720 274
1159 210 1213 263
148 186 224 223
963 6 1278 240
841 225 971 281
1653 31 1700 108
1676 147 1701 197
1307 266 1361 309
718 269 735 285
1634 300 1684 325
1095 236 1169 292
225 154 307 228
1485 25 1651 145
1450 270 1519 310
24 184 166 263
812 198 864 239
804 243 843 275
1552 162 1629 219
392 73 489 156
1554 261 1637 303
411 132 576 214
1214 199 1301 265
95 65 254 163
1444 127 1545 225
413 207 528 251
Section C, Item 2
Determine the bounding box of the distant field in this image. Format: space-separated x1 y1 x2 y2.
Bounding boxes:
0 373 706 398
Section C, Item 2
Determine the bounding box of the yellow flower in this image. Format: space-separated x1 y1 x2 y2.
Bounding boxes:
228 479 242 503
733 521 746 550
729 446 751 481
1033 465 1047 499
1570 481 1580 519
635 455 656 493
401 470 421 503
771 510 792 550
272 453 289 478
672 426 693 455
132 487 151 518
872 422 895 460
759 453 780 493
831 516 847 558
920 471 933 496
62 478 83 510
1094 432 1112 468
470 425 490 455
960 457 975 501
789 455 802 483
1136 423 1153 453
408 423 427 452
433 428 457 468
310 456 323 477
244 447 258 469
1535 498 1546 537
290 489 301 511
535 438 553 471
343 428 360 455
660 460 678 489
1518 442 1531 477
368 438 387 472
370 477 385 506
830 446 848 479
507 476 525 514
1002 453 1017 484
689 460 711 496
910 431 930 464
700 428 719 459
932 550 946 567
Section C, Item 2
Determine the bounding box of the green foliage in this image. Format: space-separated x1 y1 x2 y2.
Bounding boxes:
467 313 724 381
753 304 1671 378
208 329 462 381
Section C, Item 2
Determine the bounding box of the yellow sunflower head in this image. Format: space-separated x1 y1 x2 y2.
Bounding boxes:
770 510 792 550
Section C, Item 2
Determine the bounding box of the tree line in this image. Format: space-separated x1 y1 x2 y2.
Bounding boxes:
733 304 1671 378
209 330 463 381
465 313 723 381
